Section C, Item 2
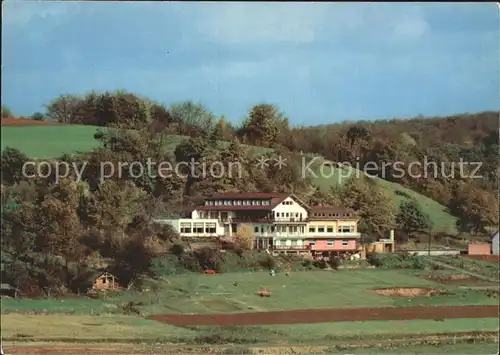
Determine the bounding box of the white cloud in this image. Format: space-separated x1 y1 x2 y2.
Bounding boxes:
192 2 333 44
190 2 430 45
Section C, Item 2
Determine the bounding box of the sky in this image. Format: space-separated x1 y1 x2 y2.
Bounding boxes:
2 1 499 125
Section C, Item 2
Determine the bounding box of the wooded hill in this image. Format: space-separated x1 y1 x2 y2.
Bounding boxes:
1 91 498 296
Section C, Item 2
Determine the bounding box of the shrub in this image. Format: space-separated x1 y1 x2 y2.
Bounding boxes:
366 253 428 269
170 243 185 257
258 254 276 270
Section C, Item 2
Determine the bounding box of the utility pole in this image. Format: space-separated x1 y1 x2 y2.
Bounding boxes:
427 226 432 256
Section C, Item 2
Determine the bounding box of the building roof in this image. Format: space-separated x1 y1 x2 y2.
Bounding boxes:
309 205 354 214
195 192 292 211
204 192 289 200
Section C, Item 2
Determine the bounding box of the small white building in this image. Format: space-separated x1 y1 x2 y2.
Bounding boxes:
492 230 499 256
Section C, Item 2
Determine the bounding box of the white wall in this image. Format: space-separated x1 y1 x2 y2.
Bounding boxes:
192 210 236 220
272 196 308 220
492 232 499 256
153 218 224 237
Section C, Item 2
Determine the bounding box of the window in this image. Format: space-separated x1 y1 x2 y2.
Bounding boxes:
254 226 259 233
236 200 242 205
327 240 334 246
193 223 204 233
286 212 290 217
275 240 281 246
309 227 316 233
318 226 325 233
205 223 216 234
327 227 334 233
256 200 261 205
292 226 297 233
291 240 297 245
337 227 342 233
261 227 264 233
342 240 349 246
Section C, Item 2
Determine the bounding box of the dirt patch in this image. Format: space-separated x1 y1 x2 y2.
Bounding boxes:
149 305 498 327
1 117 64 126
422 273 484 285
374 287 452 297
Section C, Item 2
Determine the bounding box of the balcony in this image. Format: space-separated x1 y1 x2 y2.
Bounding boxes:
228 217 308 224
307 232 361 238
255 233 308 238
271 245 310 250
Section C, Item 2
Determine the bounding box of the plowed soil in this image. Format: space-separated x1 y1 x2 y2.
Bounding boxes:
1 117 62 126
149 305 499 327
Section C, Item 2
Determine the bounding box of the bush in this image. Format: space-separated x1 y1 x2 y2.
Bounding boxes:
151 255 187 276
258 254 276 270
170 243 185 257
328 258 340 270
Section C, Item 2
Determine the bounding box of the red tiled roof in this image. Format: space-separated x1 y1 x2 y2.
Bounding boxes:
204 192 288 200
309 205 354 213
195 193 291 211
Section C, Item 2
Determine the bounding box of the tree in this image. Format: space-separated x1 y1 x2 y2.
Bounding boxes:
340 177 397 239
1 105 13 118
346 126 370 147
170 101 215 135
0 148 33 185
396 200 431 238
45 94 83 123
238 104 282 146
234 224 254 250
449 182 499 235
31 112 45 121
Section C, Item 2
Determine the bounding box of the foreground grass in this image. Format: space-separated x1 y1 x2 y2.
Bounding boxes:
4 340 499 354
2 314 498 345
1 125 457 233
3 270 498 317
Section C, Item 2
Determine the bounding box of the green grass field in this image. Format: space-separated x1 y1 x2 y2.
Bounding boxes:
1 124 457 233
2 269 498 349
3 270 498 316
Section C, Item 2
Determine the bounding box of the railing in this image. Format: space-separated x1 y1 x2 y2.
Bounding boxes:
271 245 310 250
228 217 308 223
307 232 361 238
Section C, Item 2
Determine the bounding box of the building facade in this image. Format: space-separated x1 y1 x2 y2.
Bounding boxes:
492 231 499 256
155 192 361 254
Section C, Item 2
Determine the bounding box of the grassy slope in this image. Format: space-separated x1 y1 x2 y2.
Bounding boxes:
1 125 456 233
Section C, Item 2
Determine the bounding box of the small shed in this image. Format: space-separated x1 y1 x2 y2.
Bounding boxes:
91 271 119 291
468 243 491 255
0 283 19 298
492 230 499 256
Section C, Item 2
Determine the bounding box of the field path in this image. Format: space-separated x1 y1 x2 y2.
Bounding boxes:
149 305 499 327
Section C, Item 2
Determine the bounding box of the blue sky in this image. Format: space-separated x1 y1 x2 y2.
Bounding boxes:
2 1 499 125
